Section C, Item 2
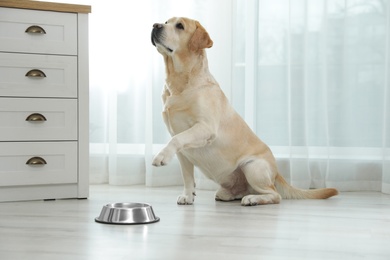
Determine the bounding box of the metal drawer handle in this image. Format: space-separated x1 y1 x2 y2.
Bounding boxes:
26 113 47 122
25 69 46 78
25 25 46 34
26 157 47 166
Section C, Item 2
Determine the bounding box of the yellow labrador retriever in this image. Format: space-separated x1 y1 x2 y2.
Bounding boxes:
151 17 338 206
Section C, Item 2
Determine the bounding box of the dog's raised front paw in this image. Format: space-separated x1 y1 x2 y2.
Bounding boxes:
152 152 172 167
152 154 167 167
152 148 175 167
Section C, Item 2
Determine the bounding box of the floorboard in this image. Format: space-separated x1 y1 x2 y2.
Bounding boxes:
0 185 390 260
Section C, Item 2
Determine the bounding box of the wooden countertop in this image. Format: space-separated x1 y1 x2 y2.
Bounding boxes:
0 0 91 13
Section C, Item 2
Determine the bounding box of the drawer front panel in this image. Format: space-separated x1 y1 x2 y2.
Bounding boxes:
0 53 77 98
0 142 77 187
0 98 78 141
0 7 77 55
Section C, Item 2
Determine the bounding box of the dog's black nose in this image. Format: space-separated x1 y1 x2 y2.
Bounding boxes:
153 23 163 29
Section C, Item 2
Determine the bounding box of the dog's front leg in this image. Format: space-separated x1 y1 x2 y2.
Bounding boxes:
152 122 216 166
176 153 196 205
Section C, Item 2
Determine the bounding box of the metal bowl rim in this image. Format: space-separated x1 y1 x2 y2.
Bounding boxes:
104 202 153 209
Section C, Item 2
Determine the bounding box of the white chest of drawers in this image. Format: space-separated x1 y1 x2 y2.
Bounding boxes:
0 1 90 202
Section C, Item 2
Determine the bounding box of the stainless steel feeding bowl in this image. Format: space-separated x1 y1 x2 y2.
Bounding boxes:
95 202 160 225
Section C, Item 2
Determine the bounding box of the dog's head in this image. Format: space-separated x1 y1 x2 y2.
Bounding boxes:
151 17 213 56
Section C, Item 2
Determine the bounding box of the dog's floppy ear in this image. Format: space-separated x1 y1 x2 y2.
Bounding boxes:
188 21 213 52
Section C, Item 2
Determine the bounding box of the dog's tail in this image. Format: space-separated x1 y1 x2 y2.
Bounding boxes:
274 173 338 199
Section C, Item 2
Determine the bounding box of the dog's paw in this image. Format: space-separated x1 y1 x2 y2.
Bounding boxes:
241 194 281 206
152 153 168 167
241 195 259 206
152 147 175 167
177 193 195 205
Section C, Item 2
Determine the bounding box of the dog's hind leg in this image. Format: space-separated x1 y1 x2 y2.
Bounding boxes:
215 187 239 201
176 153 196 205
215 169 250 201
241 159 281 206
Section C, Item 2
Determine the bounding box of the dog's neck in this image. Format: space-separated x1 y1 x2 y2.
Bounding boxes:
163 50 212 95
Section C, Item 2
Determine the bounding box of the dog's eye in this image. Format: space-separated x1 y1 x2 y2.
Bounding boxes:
176 23 184 30
165 21 168 24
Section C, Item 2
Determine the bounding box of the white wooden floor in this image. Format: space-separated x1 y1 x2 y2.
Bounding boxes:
0 185 390 260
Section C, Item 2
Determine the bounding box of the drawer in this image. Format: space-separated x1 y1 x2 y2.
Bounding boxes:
0 142 77 187
0 98 77 141
0 7 77 55
0 53 77 98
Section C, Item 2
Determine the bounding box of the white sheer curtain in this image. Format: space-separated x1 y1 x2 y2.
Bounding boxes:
83 0 389 193
233 0 390 193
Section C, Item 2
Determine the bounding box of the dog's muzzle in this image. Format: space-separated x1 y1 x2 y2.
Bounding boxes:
151 23 173 52
151 23 162 47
